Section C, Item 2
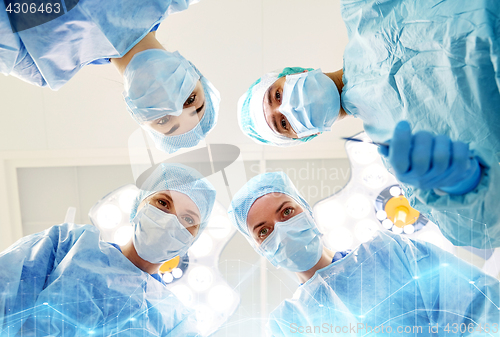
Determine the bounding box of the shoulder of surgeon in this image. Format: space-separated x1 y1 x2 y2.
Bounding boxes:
42 223 99 242
289 230 430 292
4 223 100 254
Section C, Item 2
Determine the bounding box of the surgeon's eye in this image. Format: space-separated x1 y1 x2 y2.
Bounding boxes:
259 227 270 238
157 115 171 125
280 115 289 131
275 90 281 102
283 207 294 218
156 199 172 212
182 216 195 226
184 94 196 106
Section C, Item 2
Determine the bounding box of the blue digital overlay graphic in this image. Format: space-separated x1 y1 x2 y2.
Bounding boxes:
4 0 79 32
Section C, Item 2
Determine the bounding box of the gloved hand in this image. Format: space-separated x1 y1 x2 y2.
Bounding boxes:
379 121 482 195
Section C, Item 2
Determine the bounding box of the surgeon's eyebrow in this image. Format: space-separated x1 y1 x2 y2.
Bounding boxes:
252 221 267 235
276 201 289 214
189 102 206 116
267 87 273 106
164 124 179 135
272 116 279 132
197 102 205 113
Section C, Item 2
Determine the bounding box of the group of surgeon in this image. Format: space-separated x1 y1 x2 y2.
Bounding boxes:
1 0 500 335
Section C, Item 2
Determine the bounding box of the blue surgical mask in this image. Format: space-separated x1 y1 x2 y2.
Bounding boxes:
123 50 200 123
259 212 323 272
132 203 194 264
279 69 340 138
135 76 220 154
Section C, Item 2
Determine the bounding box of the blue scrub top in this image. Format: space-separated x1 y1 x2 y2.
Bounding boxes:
0 0 197 89
88 23 161 65
0 223 199 336
108 242 166 285
300 250 351 286
340 0 500 249
268 230 500 336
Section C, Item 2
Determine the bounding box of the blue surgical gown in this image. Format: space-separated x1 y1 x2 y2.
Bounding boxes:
267 231 500 336
0 0 198 90
0 223 200 336
341 0 500 249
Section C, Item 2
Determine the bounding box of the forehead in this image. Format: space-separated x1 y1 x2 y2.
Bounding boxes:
247 192 294 219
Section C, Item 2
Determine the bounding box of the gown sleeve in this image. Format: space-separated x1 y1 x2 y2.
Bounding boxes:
167 0 201 15
0 223 201 336
398 149 500 249
391 232 500 334
0 2 20 75
341 0 500 249
0 1 47 87
265 231 500 336
0 223 89 334
1 0 201 89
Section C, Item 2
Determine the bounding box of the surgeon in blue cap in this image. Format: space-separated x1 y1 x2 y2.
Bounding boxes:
0 0 220 153
238 0 500 249
228 171 500 336
0 163 216 336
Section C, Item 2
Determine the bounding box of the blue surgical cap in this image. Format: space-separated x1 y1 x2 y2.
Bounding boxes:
142 76 220 153
227 171 312 239
130 163 217 232
237 67 316 147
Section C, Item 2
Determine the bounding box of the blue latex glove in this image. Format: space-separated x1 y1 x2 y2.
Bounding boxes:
379 121 482 195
